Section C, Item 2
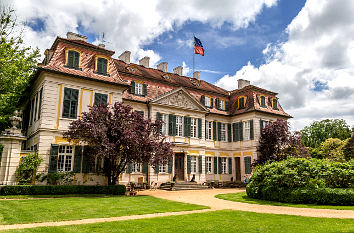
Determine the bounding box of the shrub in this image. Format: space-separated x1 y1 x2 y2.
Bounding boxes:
0 185 126 196
246 158 354 205
37 172 75 185
15 152 43 184
320 138 347 162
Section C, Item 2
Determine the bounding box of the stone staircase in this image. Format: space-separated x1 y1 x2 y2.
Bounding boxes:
159 181 210 191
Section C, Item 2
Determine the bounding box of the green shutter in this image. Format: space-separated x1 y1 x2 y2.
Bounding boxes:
168 159 173 173
205 121 207 139
218 157 222 174
250 120 254 140
232 123 237 142
97 58 107 74
198 155 202 173
38 88 43 119
216 98 220 110
227 123 232 142
198 118 202 139
228 157 232 174
168 114 174 136
127 162 132 173
201 95 205 105
73 51 79 68
96 156 102 173
260 120 264 132
82 146 90 173
94 93 108 105
210 97 214 108
154 163 159 174
187 155 191 174
225 101 229 111
48 144 59 173
244 157 252 174
239 122 243 141
156 112 161 121
142 162 148 174
217 122 221 141
184 116 191 137
68 51 74 67
213 121 217 141
73 146 82 173
143 84 147 96
33 94 38 122
213 157 217 174
205 157 208 174
130 81 135 94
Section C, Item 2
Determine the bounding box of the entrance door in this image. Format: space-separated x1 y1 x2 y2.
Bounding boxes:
235 157 241 181
174 153 185 181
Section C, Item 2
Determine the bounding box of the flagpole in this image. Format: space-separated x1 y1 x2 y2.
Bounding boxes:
193 35 195 76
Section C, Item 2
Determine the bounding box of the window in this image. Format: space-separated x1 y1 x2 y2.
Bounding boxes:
66 50 80 68
38 87 43 119
244 121 251 141
220 123 226 141
96 57 108 75
176 116 183 136
33 93 38 122
205 96 211 107
238 97 245 109
221 157 227 174
272 99 278 110
62 87 79 119
260 95 266 108
206 157 212 174
132 163 141 173
191 118 197 138
206 121 212 140
219 99 225 110
159 163 167 173
135 82 143 95
94 93 108 105
244 156 252 174
191 156 197 173
161 114 167 135
58 145 73 172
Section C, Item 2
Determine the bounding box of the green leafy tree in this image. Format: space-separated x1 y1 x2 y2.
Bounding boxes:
15 152 43 184
320 138 347 162
300 119 351 148
0 6 40 131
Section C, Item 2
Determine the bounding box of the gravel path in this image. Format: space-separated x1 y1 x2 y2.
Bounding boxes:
1 188 353 231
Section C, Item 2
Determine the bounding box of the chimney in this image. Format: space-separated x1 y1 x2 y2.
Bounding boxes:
66 32 88 42
118 51 131 64
157 62 168 72
173 66 183 76
193 71 200 80
98 43 105 48
238 79 250 89
139 56 150 68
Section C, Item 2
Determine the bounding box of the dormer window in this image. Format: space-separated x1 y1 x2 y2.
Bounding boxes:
216 98 228 111
65 49 81 69
95 56 109 75
238 96 245 109
260 95 266 108
130 81 147 96
201 95 213 108
272 98 278 110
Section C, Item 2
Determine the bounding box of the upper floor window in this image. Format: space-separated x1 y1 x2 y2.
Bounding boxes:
94 93 108 106
205 96 211 107
244 121 251 140
220 123 226 141
132 163 141 173
62 87 79 119
176 116 183 137
260 95 266 108
191 118 197 138
58 145 73 172
130 81 147 96
272 99 278 110
66 50 80 69
96 57 108 75
205 121 212 140
238 97 245 109
161 114 167 135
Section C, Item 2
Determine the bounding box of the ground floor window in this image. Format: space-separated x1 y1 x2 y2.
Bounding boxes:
206 156 212 173
159 163 167 173
191 156 197 173
58 145 73 172
221 157 227 174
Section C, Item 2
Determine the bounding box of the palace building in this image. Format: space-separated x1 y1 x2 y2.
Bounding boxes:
0 32 291 186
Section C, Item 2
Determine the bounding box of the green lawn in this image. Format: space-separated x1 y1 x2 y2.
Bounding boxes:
4 210 354 233
0 195 207 225
216 192 354 210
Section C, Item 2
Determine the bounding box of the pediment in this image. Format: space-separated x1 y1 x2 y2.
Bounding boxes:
151 87 208 112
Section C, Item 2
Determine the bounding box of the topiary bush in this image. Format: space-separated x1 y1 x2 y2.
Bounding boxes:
246 158 354 205
0 185 126 196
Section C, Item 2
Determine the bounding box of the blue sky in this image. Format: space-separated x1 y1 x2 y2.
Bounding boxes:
9 0 354 130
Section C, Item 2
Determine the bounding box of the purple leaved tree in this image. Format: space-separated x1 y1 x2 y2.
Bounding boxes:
63 102 173 185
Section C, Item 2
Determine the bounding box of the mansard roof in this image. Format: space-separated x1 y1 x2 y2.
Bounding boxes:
38 35 291 118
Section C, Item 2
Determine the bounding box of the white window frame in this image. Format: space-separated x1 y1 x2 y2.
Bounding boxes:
244 121 251 141
220 123 226 141
206 121 212 140
135 82 143 95
205 96 211 107
219 99 225 110
176 116 183 137
132 163 141 173
221 157 227 174
159 163 167 173
191 118 197 138
58 145 73 172
161 114 167 135
206 156 212 174
191 156 197 174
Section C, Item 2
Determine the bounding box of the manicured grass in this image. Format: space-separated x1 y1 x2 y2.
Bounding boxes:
216 192 354 210
5 210 354 233
0 195 207 225
0 194 114 199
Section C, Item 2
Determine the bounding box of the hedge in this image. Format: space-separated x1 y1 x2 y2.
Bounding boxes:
246 158 354 205
0 185 126 196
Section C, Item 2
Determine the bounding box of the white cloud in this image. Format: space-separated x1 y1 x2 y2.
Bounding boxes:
215 0 354 130
182 61 190 76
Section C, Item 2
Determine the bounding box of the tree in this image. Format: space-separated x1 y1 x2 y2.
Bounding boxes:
15 152 43 184
320 138 348 162
254 120 308 166
63 102 173 185
0 6 40 131
300 119 352 148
